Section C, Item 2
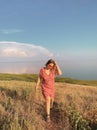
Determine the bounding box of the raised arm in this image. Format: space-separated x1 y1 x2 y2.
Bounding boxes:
55 62 62 75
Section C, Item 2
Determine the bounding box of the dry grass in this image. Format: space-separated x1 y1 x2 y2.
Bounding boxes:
55 83 97 110
0 80 97 130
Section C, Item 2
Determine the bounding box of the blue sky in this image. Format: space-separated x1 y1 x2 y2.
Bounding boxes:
0 0 97 79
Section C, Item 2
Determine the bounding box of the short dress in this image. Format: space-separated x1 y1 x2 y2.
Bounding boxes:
39 68 55 99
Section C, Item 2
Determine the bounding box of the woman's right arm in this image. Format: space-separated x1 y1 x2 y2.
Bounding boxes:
35 75 41 92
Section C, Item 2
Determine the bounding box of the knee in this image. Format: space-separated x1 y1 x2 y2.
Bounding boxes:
45 96 50 103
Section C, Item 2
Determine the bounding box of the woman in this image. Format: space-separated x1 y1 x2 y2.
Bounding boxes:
35 59 62 122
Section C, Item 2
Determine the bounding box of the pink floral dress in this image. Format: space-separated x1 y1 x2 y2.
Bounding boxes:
39 68 55 99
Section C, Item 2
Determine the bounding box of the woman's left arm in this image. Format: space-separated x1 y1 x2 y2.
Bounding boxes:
55 62 62 75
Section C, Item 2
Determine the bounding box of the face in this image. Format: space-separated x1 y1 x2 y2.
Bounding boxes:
47 63 54 69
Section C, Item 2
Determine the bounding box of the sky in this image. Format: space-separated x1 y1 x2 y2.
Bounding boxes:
0 0 97 80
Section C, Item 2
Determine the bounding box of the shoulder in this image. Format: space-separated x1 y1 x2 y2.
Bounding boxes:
40 67 45 72
39 67 45 74
39 67 45 78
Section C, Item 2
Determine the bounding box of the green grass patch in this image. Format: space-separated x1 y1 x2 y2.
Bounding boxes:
55 77 97 86
0 73 97 86
0 73 38 82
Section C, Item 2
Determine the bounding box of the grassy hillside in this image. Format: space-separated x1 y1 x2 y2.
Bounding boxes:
0 73 97 86
0 73 38 82
55 77 97 86
0 79 97 130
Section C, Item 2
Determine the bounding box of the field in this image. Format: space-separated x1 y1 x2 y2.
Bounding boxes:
0 74 97 130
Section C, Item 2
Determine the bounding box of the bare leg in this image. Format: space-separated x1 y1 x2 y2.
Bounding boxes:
50 98 54 108
45 96 51 115
45 96 51 122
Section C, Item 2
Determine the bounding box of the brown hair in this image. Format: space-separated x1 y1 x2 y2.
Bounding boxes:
45 59 56 67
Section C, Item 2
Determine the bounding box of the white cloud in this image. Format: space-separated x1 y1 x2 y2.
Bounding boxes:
0 29 22 34
0 41 53 59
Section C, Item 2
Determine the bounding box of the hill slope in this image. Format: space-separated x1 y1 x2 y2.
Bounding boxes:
0 80 97 130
